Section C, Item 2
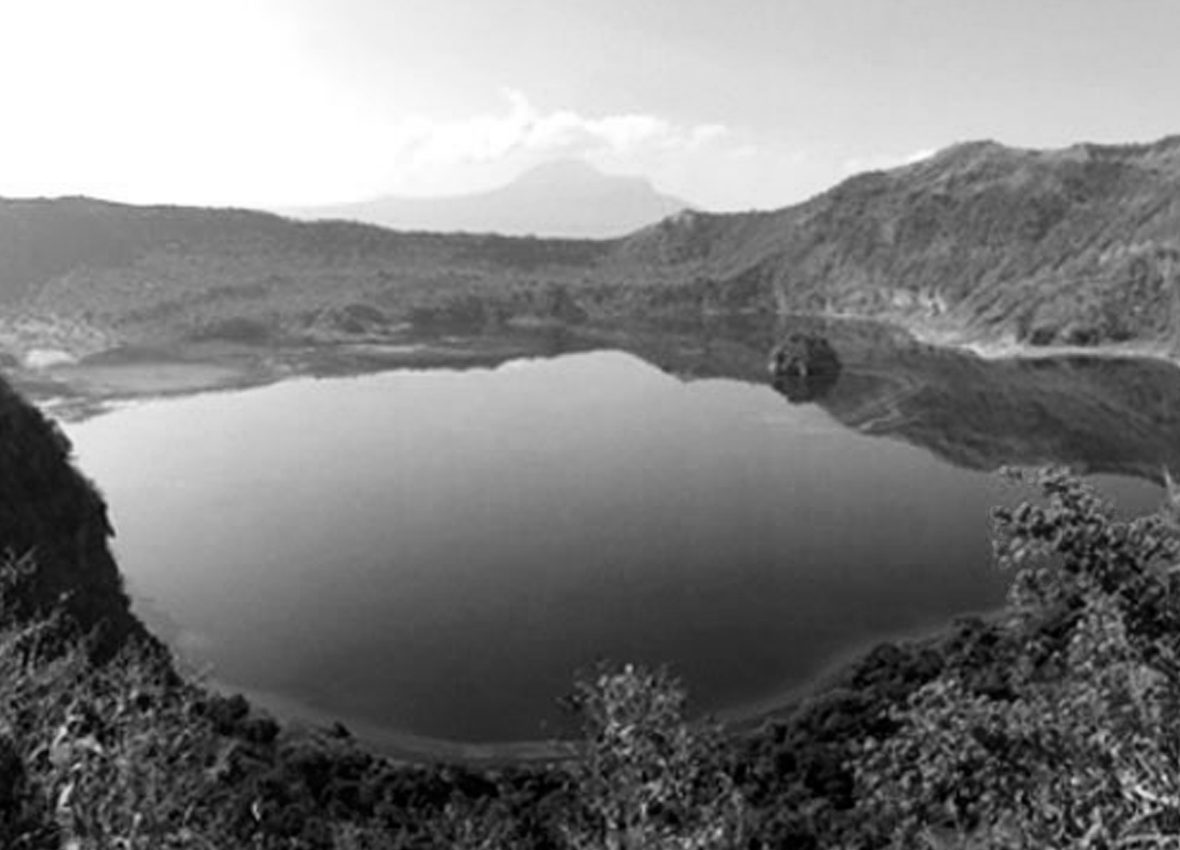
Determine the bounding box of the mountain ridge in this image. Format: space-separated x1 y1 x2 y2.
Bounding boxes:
282 159 690 239
616 132 1180 346
2 132 1180 362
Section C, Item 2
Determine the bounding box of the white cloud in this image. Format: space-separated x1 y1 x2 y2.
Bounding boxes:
0 3 922 211
380 90 732 176
343 91 832 212
335 89 757 202
690 124 731 149
0 3 807 215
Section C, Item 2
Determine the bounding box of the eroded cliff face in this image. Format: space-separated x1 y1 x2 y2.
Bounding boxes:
0 373 149 657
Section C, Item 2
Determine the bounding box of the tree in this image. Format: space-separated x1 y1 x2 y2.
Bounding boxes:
853 468 1180 848
564 663 746 850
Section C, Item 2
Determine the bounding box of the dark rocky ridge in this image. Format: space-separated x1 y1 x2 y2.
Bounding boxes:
0 372 150 657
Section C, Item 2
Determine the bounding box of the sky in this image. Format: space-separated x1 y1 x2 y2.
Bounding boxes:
1 0 1179 212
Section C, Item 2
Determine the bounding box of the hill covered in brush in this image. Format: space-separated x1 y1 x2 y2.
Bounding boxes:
620 135 1180 347
2 134 1180 361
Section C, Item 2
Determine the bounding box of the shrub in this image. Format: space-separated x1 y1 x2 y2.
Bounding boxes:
853 468 1180 848
563 662 747 850
0 633 240 848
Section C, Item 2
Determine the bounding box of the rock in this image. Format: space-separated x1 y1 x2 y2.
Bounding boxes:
769 333 842 403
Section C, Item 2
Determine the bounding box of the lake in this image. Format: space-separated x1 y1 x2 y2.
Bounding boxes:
60 338 1168 754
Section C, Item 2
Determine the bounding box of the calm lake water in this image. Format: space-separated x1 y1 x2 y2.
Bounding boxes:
61 348 1164 750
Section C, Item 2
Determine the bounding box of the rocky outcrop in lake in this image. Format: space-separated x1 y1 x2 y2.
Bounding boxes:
769 331 843 403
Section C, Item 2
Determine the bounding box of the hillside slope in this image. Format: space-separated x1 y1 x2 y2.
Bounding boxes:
0 196 611 356
621 136 1180 347
3 134 1180 361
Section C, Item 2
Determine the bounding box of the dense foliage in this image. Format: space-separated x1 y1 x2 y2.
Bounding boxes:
562 664 745 850
853 467 1180 848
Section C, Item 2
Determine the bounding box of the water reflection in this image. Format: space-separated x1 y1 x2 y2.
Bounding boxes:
59 317 1180 749
63 350 1029 746
611 315 1180 485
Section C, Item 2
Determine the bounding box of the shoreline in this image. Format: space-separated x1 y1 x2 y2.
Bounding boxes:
209 600 1015 767
217 680 580 767
904 320 1180 366
14 319 1180 421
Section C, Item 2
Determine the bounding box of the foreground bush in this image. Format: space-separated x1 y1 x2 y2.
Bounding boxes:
854 467 1180 848
0 625 233 847
564 663 747 850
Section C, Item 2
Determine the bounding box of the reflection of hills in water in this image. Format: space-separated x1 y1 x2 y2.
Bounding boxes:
611 316 1180 485
821 345 1180 484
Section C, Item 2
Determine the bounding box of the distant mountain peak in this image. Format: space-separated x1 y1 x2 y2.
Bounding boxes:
511 159 606 186
284 160 689 239
497 159 661 201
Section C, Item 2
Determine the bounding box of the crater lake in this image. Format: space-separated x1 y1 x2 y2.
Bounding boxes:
59 327 1171 757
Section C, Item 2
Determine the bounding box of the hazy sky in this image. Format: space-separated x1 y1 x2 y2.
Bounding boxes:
2 0 1178 211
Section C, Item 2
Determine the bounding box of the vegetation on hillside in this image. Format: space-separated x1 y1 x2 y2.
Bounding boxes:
6 135 1180 364
0 585 749 848
855 467 1180 847
605 136 1180 348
